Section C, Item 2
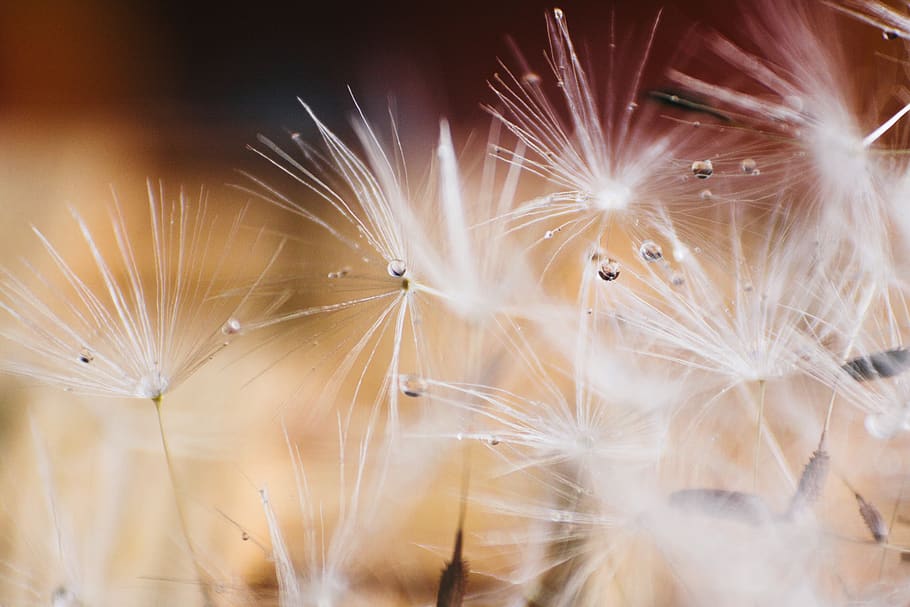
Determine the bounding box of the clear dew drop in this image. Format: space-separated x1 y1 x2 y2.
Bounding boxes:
456 432 464 441
865 412 900 439
544 230 555 239
523 72 542 85
884 29 900 40
691 159 714 179
221 318 242 336
699 189 713 200
550 511 573 523
78 347 94 364
553 7 564 19
671 273 685 286
387 259 407 277
241 531 250 541
488 435 501 446
327 267 350 279
399 374 427 398
740 158 759 175
639 240 663 262
627 101 638 111
598 259 621 281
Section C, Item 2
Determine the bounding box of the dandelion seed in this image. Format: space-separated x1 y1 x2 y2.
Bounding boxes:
855 491 888 544
691 159 714 179
788 448 830 516
842 348 910 381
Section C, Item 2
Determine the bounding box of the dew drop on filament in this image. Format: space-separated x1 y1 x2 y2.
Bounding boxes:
387 259 407 277
78 348 94 364
598 259 621 281
544 230 555 239
741 158 759 175
399 374 427 398
883 29 900 40
691 160 714 179
221 318 242 336
639 240 663 262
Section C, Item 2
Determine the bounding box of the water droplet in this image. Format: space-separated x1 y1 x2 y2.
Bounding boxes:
699 189 712 200
489 435 501 446
671 273 685 286
740 158 758 175
691 159 714 179
884 29 900 40
550 511 573 523
241 531 250 541
456 432 464 441
523 72 542 85
399 374 427 398
387 259 407 277
865 411 901 439
327 267 350 279
221 318 242 335
639 240 663 262
78 348 93 364
554 7 564 20
544 230 555 239
598 259 621 281
627 101 638 111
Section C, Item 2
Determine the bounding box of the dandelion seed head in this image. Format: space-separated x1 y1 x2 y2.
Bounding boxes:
591 178 632 211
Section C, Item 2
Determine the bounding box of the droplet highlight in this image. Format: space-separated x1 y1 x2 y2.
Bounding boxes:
691 160 714 179
740 158 759 175
639 240 663 262
221 318 242 336
387 259 407 278
598 259 621 281
399 374 427 398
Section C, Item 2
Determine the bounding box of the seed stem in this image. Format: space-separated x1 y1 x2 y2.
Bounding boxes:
153 396 214 605
753 379 766 490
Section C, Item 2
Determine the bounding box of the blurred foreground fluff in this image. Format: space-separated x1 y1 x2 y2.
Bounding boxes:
5 1 910 605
